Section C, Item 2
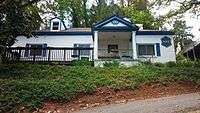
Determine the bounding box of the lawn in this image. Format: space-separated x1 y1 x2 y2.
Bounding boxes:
1 61 200 112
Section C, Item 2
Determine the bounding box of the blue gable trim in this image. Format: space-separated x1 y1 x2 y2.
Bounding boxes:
136 31 174 35
34 31 92 36
93 15 139 31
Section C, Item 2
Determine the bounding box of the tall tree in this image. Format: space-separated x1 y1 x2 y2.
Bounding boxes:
123 6 159 29
151 0 200 21
89 0 124 25
172 20 194 51
56 0 90 27
0 0 42 47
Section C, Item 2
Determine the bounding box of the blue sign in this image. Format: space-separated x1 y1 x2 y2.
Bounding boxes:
161 36 172 48
111 20 119 25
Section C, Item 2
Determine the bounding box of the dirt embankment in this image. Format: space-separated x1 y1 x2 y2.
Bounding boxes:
33 81 200 113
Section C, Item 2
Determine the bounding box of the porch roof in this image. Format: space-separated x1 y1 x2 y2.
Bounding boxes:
93 15 139 31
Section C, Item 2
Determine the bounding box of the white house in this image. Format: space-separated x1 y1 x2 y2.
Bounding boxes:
12 15 176 66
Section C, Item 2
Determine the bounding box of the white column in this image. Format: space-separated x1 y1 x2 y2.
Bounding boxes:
132 31 137 60
94 31 98 60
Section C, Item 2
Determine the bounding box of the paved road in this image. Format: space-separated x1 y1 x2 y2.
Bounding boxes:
73 93 200 113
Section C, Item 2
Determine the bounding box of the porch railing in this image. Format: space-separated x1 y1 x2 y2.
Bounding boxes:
98 49 133 59
3 47 94 63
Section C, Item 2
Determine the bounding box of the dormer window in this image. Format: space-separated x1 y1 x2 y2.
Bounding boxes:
52 22 60 30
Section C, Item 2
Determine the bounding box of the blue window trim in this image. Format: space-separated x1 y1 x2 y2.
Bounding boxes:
136 43 156 56
156 43 161 56
136 31 174 35
93 15 139 31
34 32 92 36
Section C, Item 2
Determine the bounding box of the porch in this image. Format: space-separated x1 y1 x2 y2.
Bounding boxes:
97 32 133 60
3 47 94 64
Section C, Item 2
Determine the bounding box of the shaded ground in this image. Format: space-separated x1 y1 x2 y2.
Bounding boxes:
35 81 200 113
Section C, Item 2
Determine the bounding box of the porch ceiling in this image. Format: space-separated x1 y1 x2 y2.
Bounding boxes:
98 32 132 40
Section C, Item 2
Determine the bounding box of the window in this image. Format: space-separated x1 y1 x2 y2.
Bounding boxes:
52 22 59 30
73 44 90 56
138 44 155 56
24 44 47 57
108 45 118 53
30 45 43 56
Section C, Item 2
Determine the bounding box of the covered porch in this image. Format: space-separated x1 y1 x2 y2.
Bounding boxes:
98 32 133 60
92 16 139 63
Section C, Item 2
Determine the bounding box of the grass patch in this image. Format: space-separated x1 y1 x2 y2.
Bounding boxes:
1 62 200 112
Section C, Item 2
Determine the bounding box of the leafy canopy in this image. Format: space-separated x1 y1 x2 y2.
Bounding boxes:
0 0 42 47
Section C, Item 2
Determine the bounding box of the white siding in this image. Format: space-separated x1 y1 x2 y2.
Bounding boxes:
12 35 93 61
13 35 93 47
136 35 176 63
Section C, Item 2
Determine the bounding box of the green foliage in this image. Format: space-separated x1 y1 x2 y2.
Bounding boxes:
53 0 157 29
176 60 194 67
172 20 194 51
166 61 177 67
0 0 42 47
103 60 120 68
153 62 165 67
123 6 159 29
72 59 93 66
89 0 124 26
1 62 200 112
176 53 187 61
141 60 152 65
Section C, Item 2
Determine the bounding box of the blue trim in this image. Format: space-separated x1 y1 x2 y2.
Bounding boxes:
156 43 161 56
34 31 92 36
136 31 174 35
93 15 139 31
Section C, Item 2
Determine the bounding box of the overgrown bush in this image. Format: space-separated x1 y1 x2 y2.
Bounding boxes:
176 53 187 61
1 62 200 112
72 59 93 66
166 61 177 67
177 60 194 67
194 61 200 67
103 60 120 68
153 62 165 67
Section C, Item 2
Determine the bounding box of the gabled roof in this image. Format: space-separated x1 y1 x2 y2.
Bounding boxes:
93 15 139 31
50 17 67 30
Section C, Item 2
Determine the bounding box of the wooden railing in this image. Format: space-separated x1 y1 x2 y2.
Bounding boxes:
98 49 133 59
3 47 94 64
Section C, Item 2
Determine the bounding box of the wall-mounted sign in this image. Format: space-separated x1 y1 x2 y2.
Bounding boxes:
161 36 172 48
111 20 119 25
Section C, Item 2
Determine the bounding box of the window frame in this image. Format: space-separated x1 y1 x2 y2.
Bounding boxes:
73 44 91 57
25 44 47 57
137 44 156 57
52 21 60 31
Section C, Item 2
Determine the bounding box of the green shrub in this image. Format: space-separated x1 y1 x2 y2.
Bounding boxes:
194 61 200 67
166 61 176 67
141 60 152 65
153 62 165 67
1 63 200 112
72 59 92 66
103 60 120 68
176 53 187 61
177 60 194 67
